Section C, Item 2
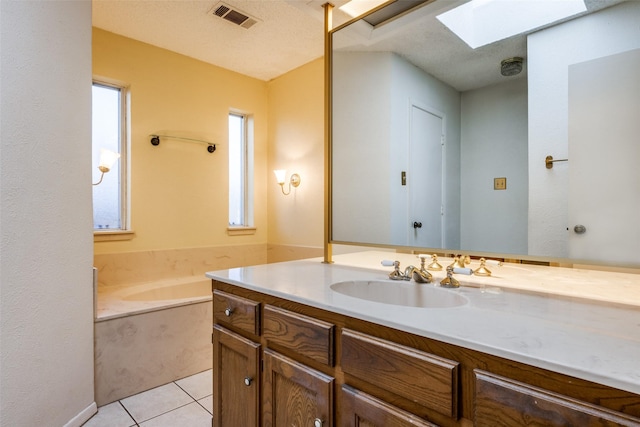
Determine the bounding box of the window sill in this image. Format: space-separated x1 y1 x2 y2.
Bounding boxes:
94 230 136 242
227 226 257 236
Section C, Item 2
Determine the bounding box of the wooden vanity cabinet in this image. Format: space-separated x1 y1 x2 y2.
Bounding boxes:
213 288 337 426
212 290 263 427
263 349 334 427
340 384 439 427
212 325 260 427
212 281 640 427
474 370 640 427
341 328 459 419
262 304 336 426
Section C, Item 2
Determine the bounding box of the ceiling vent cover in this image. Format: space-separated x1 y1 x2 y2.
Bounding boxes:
210 2 260 29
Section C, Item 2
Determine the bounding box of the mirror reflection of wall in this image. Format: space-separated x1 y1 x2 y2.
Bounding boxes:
460 78 528 255
332 51 461 248
528 1 640 261
331 0 640 267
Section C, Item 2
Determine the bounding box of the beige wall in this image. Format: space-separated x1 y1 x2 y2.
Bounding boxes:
267 59 325 251
93 28 269 255
93 29 326 262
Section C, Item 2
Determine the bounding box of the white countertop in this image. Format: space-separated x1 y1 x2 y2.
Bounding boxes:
206 251 640 395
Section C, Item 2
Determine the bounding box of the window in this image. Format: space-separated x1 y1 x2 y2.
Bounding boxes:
92 81 128 232
228 112 254 229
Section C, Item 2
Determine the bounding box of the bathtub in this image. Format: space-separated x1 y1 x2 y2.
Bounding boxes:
95 276 213 406
96 276 211 320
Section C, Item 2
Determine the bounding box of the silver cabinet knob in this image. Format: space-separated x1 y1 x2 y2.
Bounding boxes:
224 307 233 316
244 377 252 386
314 418 323 427
574 225 587 234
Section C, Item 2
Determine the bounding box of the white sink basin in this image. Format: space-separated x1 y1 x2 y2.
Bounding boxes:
330 280 468 308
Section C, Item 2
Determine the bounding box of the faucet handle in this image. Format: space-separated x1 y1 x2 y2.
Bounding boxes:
419 254 443 271
381 260 406 280
474 258 492 276
440 266 460 288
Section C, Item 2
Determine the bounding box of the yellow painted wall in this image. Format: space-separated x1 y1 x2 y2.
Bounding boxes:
93 28 268 254
267 58 325 249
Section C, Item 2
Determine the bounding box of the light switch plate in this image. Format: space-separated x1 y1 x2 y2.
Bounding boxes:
494 177 507 190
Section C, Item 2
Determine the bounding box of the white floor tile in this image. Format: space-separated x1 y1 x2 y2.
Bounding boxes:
175 369 213 400
139 402 211 427
120 382 193 423
197 395 213 415
82 402 136 427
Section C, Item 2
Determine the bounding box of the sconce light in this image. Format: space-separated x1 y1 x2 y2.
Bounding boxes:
93 149 121 186
274 169 301 195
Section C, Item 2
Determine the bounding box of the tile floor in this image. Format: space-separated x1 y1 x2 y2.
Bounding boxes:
83 369 212 427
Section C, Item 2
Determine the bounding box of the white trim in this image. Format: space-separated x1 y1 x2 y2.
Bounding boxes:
92 78 131 232
63 402 97 427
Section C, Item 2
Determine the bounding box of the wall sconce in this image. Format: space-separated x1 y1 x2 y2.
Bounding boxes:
274 169 301 195
93 149 121 186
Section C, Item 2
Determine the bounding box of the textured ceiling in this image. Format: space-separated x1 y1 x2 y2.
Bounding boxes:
93 0 628 86
92 0 332 81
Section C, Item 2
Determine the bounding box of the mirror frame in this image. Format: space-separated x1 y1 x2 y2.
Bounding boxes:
323 1 639 270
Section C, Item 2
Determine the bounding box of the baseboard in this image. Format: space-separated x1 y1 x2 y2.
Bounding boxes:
63 402 97 427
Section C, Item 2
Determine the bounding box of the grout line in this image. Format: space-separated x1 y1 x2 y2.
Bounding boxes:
118 401 139 426
194 397 213 416
173 381 199 401
173 380 213 417
133 401 196 425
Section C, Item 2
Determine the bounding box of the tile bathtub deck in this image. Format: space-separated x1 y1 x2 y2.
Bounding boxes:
83 370 212 427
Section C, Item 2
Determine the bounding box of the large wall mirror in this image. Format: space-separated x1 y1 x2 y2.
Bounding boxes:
330 0 640 268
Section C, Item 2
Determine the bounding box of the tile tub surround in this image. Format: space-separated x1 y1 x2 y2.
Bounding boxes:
206 251 640 395
92 245 271 406
95 301 212 406
96 276 211 320
94 244 267 287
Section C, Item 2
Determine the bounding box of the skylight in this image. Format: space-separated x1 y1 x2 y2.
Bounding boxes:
437 0 587 49
339 0 389 18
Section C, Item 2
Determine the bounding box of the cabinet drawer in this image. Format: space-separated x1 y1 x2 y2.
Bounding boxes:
341 329 459 419
213 290 260 335
263 305 335 366
474 370 640 426
340 384 438 427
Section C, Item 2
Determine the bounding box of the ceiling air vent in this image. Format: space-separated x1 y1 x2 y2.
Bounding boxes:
210 2 260 29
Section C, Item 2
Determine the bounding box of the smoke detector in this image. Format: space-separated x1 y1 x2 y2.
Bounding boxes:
209 2 260 29
501 57 524 77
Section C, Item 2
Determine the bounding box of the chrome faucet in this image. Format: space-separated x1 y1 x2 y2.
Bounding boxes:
381 258 432 283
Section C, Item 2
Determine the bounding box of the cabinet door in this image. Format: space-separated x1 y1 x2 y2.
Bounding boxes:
340 385 438 427
213 324 260 427
475 370 640 426
263 348 334 427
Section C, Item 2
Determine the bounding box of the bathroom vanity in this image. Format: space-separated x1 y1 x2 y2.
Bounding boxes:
207 252 640 426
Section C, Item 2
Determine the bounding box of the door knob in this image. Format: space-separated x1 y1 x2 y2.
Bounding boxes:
413 221 422 229
573 225 587 234
244 377 252 386
314 418 323 427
